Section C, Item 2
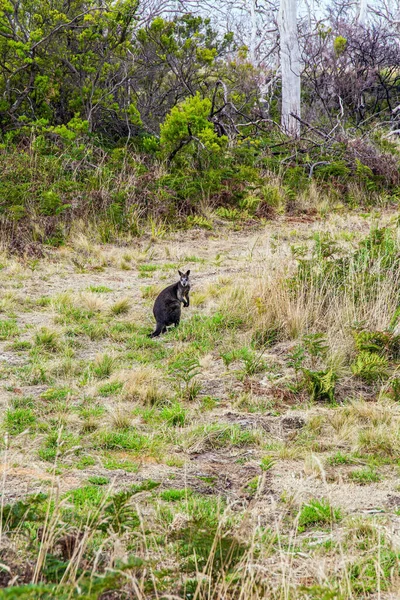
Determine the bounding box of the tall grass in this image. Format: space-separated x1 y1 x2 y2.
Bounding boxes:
225 223 400 362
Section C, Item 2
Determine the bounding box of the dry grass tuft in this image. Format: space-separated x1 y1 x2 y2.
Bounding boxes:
108 404 134 430
79 292 106 312
119 367 168 405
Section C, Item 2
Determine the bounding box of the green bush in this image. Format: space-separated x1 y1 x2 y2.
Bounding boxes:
351 351 389 383
160 93 227 160
303 368 337 402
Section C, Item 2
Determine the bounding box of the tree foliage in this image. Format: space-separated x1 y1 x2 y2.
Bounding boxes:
0 1 400 250
0 0 141 134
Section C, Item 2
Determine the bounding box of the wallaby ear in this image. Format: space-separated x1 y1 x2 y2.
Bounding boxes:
178 270 183 277
186 270 191 276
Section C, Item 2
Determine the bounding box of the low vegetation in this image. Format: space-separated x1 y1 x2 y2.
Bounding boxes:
0 214 399 598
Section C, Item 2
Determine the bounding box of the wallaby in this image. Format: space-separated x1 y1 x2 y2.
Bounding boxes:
149 270 190 338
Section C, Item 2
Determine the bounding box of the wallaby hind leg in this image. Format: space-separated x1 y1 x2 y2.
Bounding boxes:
149 322 164 338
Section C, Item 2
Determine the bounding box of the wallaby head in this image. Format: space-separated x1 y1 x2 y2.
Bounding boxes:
178 269 190 288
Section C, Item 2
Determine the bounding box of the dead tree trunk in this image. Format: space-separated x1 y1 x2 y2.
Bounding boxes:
357 0 368 25
278 0 301 137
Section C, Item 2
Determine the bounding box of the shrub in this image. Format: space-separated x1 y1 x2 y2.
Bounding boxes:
353 329 400 359
351 351 389 383
160 93 227 161
303 368 337 402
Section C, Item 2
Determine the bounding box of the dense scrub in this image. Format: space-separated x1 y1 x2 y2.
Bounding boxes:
1 4 400 250
1 131 399 252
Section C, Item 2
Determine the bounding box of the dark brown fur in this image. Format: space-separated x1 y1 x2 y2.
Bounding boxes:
149 270 190 337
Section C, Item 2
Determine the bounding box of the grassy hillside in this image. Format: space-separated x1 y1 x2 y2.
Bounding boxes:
0 212 400 598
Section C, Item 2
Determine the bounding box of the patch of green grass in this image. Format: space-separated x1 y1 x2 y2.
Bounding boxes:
125 332 168 362
88 475 110 486
160 402 187 426
160 489 191 502
221 346 266 376
76 455 97 469
138 264 158 278
38 430 80 462
173 313 243 351
8 340 32 351
79 405 106 419
327 452 359 466
64 485 105 511
234 393 276 414
0 319 19 340
87 285 112 293
108 321 138 340
200 396 218 410
161 494 245 573
79 405 106 432
298 498 342 531
349 548 399 594
10 396 35 409
357 427 396 458
141 285 161 299
36 296 52 307
92 354 116 379
40 387 72 401
348 467 381 485
34 327 61 352
54 297 95 326
66 322 108 341
16 359 51 385
4 407 36 435
131 479 160 494
196 475 216 485
103 456 139 472
98 381 123 397
183 256 205 263
95 429 149 452
189 423 258 450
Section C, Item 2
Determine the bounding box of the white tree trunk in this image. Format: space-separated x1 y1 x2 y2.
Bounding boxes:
357 0 368 25
278 0 301 137
246 0 258 64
